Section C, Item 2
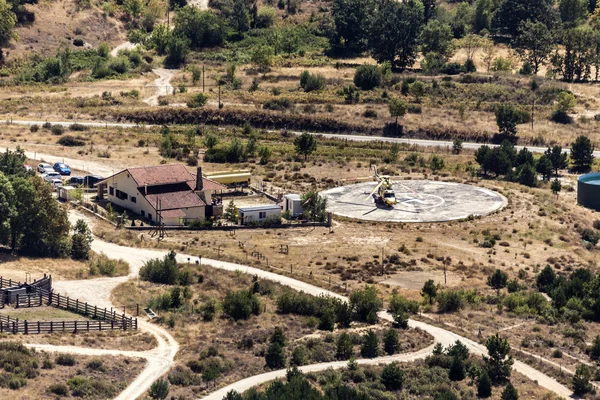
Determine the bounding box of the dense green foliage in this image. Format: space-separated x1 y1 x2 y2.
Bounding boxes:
0 148 71 257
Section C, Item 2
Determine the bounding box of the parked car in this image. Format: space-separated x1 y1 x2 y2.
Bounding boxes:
37 163 52 173
43 172 61 182
53 162 71 176
23 164 33 172
50 179 63 190
84 175 103 188
69 176 85 186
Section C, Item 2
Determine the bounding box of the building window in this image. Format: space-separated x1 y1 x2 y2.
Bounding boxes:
141 210 145 217
259 211 267 219
131 196 136 203
115 189 128 200
109 186 114 196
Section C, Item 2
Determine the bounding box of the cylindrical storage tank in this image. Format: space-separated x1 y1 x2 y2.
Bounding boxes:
578 172 600 211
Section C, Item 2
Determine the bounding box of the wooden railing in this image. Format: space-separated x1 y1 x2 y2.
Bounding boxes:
0 289 4 309
0 314 133 334
0 275 137 332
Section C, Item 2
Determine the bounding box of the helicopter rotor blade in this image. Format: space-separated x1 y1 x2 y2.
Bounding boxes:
366 182 383 200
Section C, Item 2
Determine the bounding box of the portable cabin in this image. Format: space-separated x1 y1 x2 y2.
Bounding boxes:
283 194 303 218
237 204 281 225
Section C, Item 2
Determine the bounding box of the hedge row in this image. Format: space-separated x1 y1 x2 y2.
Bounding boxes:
111 108 511 144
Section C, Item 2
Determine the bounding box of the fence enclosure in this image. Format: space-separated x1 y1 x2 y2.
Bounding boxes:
0 276 137 334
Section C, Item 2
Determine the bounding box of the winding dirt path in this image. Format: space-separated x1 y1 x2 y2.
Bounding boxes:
13 207 574 400
143 68 177 106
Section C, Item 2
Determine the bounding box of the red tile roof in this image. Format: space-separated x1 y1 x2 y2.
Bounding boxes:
146 191 206 210
191 175 226 191
128 164 194 187
161 209 186 219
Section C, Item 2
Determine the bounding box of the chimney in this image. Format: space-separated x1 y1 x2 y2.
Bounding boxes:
196 166 203 191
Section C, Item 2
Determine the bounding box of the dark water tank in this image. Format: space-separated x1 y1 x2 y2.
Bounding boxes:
578 173 600 211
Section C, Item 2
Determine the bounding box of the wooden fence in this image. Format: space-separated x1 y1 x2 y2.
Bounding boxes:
0 289 4 309
0 314 131 334
0 276 137 333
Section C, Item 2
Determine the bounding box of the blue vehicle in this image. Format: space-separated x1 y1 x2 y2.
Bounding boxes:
53 162 71 176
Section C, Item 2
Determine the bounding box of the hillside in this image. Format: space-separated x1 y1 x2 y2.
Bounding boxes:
6 0 127 60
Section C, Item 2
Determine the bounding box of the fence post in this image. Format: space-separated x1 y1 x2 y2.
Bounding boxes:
136 304 139 316
87 320 90 332
37 321 40 334
122 313 126 330
94 305 97 318
76 299 79 312
62 321 65 332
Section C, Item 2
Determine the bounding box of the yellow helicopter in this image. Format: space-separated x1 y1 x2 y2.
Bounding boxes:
366 165 397 207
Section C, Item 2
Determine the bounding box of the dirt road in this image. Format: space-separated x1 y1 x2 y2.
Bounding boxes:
64 211 572 399
143 68 177 106
13 209 573 400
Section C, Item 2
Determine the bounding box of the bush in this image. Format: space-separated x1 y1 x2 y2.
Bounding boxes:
303 73 326 92
48 383 69 396
57 135 86 146
381 362 404 390
263 97 293 111
580 228 600 246
149 379 169 399
86 359 104 371
73 38 85 47
187 93 208 108
354 65 382 90
436 290 465 313
69 123 89 131
56 354 76 366
349 286 383 324
51 125 65 135
139 251 179 284
30 124 39 132
256 6 276 28
551 109 572 124
222 290 261 320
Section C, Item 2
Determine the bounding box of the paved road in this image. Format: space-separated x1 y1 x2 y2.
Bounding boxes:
1 117 591 157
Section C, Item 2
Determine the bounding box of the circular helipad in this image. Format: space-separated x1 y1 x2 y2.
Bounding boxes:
320 180 507 223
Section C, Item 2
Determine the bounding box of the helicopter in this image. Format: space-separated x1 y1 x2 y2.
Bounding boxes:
366 165 397 207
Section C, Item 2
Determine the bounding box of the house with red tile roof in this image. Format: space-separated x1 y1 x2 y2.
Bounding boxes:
97 165 225 226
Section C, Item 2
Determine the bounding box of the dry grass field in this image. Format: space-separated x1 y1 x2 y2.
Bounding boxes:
112 265 434 398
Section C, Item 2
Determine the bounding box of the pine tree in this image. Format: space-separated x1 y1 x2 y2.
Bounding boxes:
484 333 513 383
501 382 519 400
448 356 466 381
477 371 492 398
336 332 354 360
383 328 400 355
573 364 592 395
360 330 379 358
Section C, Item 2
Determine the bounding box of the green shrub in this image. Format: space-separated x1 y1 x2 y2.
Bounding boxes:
86 359 104 371
187 93 208 108
222 290 261 320
57 135 86 146
73 38 85 46
69 123 89 131
50 125 65 135
56 354 76 366
263 97 293 111
354 65 382 90
48 383 69 396
139 251 179 284
436 290 465 313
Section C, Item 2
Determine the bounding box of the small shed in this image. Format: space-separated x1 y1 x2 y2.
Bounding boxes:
238 204 281 225
58 186 76 201
283 194 303 218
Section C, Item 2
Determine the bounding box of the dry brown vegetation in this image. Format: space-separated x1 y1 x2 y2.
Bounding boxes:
112 265 434 398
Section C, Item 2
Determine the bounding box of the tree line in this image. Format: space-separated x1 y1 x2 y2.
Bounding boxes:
331 0 600 81
0 147 91 259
